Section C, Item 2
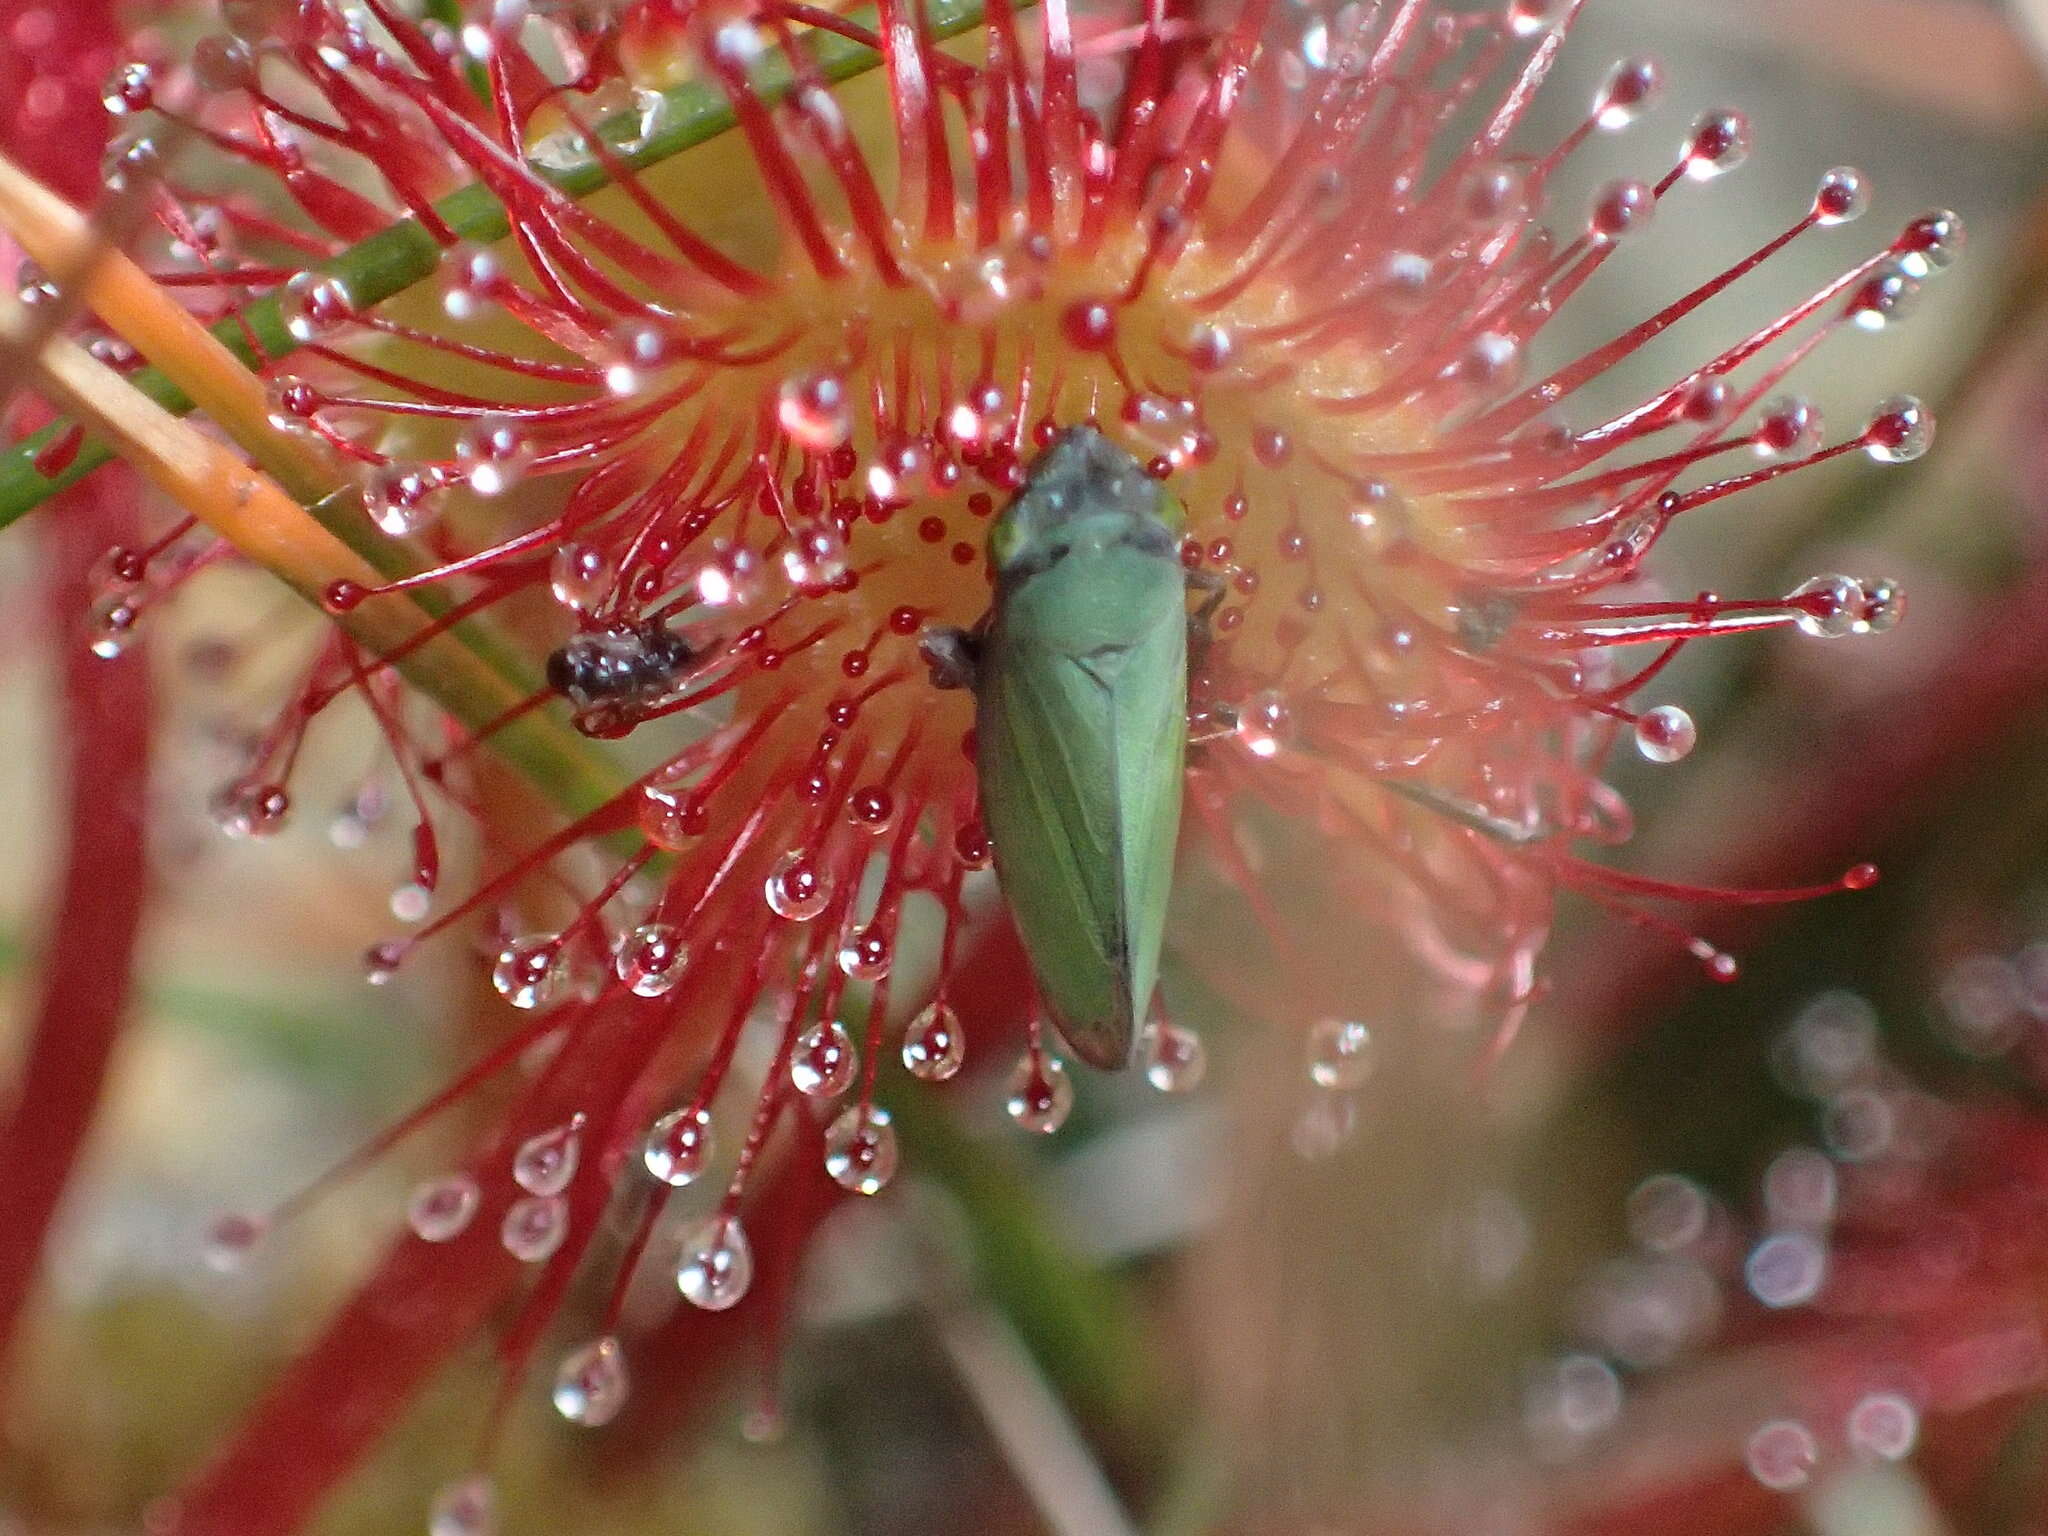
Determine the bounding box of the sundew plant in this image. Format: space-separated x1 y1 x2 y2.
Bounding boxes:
0 0 2012 1531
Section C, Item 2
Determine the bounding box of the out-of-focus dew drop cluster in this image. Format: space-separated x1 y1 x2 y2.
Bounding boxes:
47 0 1971 1510
1507 982 2048 1497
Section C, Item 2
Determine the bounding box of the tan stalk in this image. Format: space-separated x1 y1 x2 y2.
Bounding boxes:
0 150 627 817
0 290 621 817
0 150 335 507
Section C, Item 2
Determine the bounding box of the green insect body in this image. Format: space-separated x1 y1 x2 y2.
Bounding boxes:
970 426 1192 1070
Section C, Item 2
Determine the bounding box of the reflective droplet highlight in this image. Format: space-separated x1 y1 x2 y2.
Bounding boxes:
500 1194 569 1263
1307 1018 1376 1090
1005 1050 1073 1134
614 922 688 997
552 1336 630 1427
492 934 564 1010
902 1001 966 1081
203 1210 265 1272
407 1175 480 1242
677 1215 753 1310
764 851 833 921
1633 704 1696 764
790 1019 858 1098
512 1119 583 1197
823 1103 898 1194
642 1105 714 1186
1142 1018 1207 1094
427 1475 496 1536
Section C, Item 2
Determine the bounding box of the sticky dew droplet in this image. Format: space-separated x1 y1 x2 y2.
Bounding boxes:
492 934 564 1010
512 1118 583 1197
775 370 851 452
1864 395 1933 463
1790 574 1865 639
1235 691 1293 758
836 924 892 981
642 1105 714 1186
902 1001 965 1081
363 464 448 538
764 851 833 921
202 1210 266 1273
789 1019 858 1097
1142 1018 1207 1094
551 1336 630 1427
407 1174 480 1242
1594 57 1661 130
1845 1391 1918 1462
1682 109 1750 180
677 1215 753 1310
1005 1048 1073 1134
500 1194 568 1263
823 1103 898 1194
209 781 291 840
279 271 356 343
1813 166 1868 226
614 922 688 997
549 542 613 612
1633 704 1697 764
1307 1018 1376 1090
454 416 535 497
427 1475 496 1536
1745 1419 1819 1491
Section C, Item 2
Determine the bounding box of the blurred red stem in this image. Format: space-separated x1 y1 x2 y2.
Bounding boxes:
0 475 152 1379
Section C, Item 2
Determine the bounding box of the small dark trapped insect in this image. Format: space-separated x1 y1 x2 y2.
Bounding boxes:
547 619 697 732
924 427 1215 1070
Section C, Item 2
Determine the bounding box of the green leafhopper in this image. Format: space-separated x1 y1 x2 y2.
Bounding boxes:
924 427 1213 1070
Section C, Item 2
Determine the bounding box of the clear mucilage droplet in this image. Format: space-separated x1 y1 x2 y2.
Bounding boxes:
363 463 448 538
1593 57 1662 131
407 1174 481 1242
614 922 688 997
1633 704 1697 764
1790 573 1865 638
427 1475 497 1536
203 1210 266 1272
86 590 146 659
102 59 157 115
551 1336 630 1427
1754 395 1822 459
1682 109 1750 180
1142 1018 1207 1094
279 271 357 343
492 934 564 1010
1864 395 1933 463
836 924 892 981
1813 166 1869 226
642 1105 714 1185
1005 1049 1073 1134
1898 209 1965 279
512 1119 583 1197
902 1001 966 1081
823 1104 898 1194
1307 1018 1377 1090
789 1019 858 1097
209 781 291 840
677 1215 753 1310
500 1194 569 1262
549 542 613 612
775 370 852 452
764 851 833 921
455 416 535 497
